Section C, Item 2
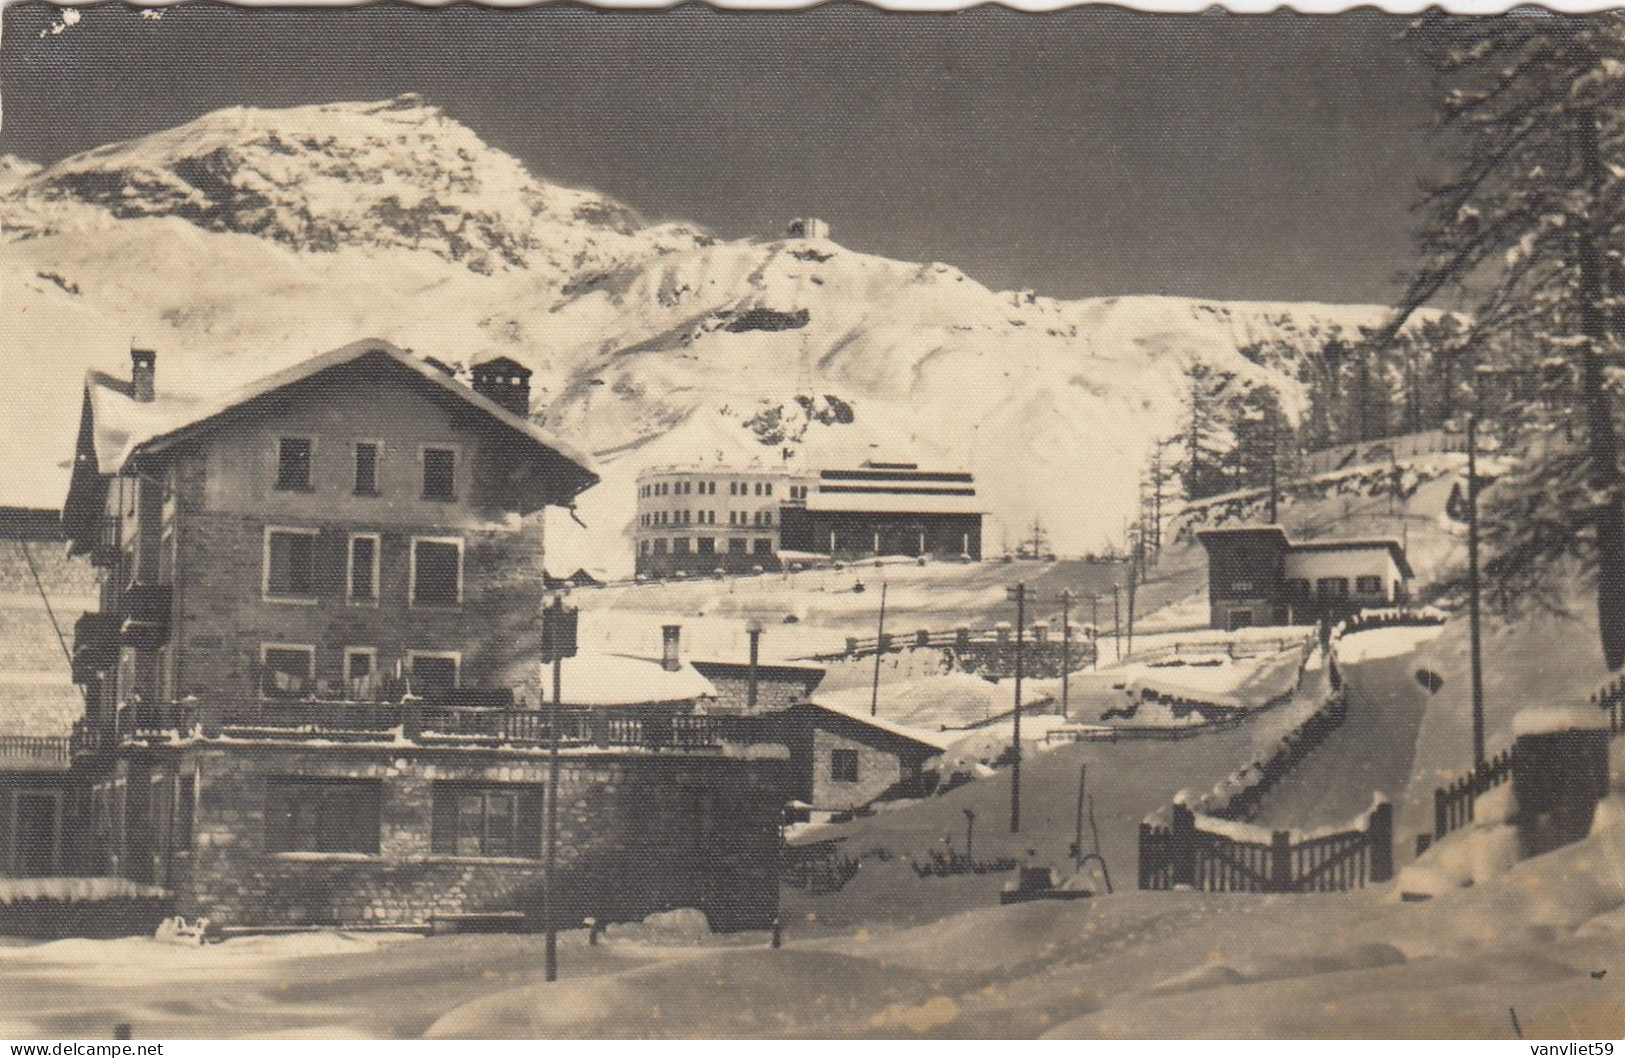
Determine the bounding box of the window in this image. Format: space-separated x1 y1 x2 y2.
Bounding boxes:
830 748 860 784
753 538 773 555
411 538 462 607
422 447 457 501
172 776 194 853
697 537 715 555
408 652 460 696
343 647 376 686
275 438 313 491
1231 580 1254 594
1285 578 1311 598
354 442 380 496
765 483 773 496
729 539 747 555
266 778 380 854
673 537 690 554
431 784 542 858
1356 575 1385 596
348 534 379 602
264 528 318 600
1317 577 1350 599
260 644 315 699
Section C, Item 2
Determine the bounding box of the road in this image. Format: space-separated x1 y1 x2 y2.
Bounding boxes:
1249 651 1430 831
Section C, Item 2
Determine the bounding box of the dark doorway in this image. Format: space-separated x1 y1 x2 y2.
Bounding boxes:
14 793 61 876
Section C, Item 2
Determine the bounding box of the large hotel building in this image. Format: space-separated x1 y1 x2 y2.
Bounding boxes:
633 460 983 577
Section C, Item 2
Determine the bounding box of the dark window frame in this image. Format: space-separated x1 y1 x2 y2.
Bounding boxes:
266 777 381 855
830 748 860 784
422 447 457 501
275 437 314 492
431 783 543 859
353 441 381 497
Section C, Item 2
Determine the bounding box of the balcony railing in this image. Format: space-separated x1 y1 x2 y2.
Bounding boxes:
99 699 749 754
0 735 71 772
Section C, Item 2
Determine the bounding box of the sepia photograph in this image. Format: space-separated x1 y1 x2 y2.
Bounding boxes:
0 0 1623 1041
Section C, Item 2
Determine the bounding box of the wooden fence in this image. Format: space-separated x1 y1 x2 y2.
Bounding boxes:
1419 748 1515 856
1140 799 1393 892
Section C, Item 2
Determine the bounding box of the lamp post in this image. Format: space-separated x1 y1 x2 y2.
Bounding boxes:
745 618 764 711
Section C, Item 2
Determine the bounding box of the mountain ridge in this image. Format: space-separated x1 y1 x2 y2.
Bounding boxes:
0 96 1409 570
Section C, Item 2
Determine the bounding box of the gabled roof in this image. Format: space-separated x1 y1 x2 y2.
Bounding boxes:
1289 538 1415 579
1194 525 1291 547
88 340 597 485
690 659 827 690
793 701 950 753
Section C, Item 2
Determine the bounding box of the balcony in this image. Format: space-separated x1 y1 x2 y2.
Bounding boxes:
119 584 172 647
105 699 764 755
71 612 121 684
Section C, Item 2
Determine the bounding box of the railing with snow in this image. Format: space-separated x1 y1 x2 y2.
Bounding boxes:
1416 672 1625 857
1417 748 1515 857
1139 795 1393 893
0 735 70 772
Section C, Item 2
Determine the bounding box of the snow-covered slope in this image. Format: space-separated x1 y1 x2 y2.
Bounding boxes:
3 97 1404 570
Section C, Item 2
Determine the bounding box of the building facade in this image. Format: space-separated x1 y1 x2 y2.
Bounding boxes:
780 462 984 561
633 465 814 577
52 343 793 931
634 460 985 576
1196 526 1414 630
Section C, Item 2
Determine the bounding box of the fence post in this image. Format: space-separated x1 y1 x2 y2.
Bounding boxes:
846 637 859 656
1368 800 1394 883
916 629 931 648
1434 786 1447 840
955 626 972 653
1137 823 1151 889
1170 803 1196 888
1270 830 1293 892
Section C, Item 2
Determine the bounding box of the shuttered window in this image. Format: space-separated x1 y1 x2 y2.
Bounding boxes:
264 529 317 599
276 438 313 491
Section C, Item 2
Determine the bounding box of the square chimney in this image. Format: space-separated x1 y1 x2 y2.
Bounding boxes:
661 624 682 672
471 356 533 419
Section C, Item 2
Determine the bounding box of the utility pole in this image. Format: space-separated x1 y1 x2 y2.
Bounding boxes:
1090 593 1101 669
1467 413 1486 770
869 582 888 718
1006 582 1032 833
540 592 578 984
1266 411 1280 525
1057 589 1075 720
1072 763 1088 868
1112 583 1122 662
1126 560 1138 658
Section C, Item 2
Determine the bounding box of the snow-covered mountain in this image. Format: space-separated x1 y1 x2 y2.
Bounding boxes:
0 96 1405 572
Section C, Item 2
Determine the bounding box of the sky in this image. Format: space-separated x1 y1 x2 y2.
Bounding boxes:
0 2 1446 304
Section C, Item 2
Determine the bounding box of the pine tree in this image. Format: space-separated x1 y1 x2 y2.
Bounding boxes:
1388 15 1625 670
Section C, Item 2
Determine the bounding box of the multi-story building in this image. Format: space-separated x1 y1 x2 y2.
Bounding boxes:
634 459 986 576
632 465 814 577
52 342 793 931
780 461 984 562
1195 525 1414 630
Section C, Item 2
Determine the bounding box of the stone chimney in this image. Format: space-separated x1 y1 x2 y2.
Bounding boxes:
471 356 533 419
661 624 682 672
131 348 157 403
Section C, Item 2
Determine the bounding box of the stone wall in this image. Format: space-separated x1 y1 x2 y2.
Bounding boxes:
163 742 789 932
809 727 902 811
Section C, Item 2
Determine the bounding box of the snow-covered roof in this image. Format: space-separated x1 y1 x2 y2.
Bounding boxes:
1195 524 1413 578
86 340 599 484
534 652 719 707
1512 706 1613 738
798 699 952 751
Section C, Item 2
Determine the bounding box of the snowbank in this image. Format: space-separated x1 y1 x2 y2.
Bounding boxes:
0 877 166 905
1512 705 1614 737
1335 623 1446 664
